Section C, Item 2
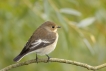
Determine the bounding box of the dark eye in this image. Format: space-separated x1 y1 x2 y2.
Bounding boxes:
52 26 55 28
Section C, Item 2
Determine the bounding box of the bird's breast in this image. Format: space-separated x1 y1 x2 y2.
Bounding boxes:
35 33 58 55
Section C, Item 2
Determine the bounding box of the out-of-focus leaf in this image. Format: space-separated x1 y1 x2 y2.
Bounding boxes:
56 11 68 32
77 17 96 28
78 31 95 55
60 8 82 16
43 0 50 20
41 13 48 20
95 8 106 22
90 34 96 43
83 38 95 55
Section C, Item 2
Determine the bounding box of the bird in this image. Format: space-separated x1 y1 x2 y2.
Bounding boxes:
13 21 60 62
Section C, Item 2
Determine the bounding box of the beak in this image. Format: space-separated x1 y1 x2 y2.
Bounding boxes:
57 26 61 28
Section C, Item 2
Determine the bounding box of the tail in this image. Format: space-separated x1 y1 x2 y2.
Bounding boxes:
13 54 25 62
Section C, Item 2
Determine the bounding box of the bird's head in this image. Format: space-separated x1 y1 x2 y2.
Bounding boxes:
41 21 60 33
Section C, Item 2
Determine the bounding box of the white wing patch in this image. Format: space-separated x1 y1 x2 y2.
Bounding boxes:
30 39 50 49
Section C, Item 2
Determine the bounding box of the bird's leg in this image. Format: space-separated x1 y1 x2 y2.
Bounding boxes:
46 54 50 62
36 54 38 63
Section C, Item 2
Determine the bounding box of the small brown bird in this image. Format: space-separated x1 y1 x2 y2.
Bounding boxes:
13 21 60 62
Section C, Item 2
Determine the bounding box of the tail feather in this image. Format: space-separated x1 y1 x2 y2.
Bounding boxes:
13 48 30 62
13 54 25 62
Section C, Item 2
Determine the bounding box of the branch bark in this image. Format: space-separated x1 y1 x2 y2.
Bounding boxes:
0 58 106 71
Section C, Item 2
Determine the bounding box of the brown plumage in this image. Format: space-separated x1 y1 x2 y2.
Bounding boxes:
13 21 60 62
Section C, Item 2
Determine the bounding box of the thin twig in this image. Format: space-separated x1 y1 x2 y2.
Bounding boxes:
0 58 106 71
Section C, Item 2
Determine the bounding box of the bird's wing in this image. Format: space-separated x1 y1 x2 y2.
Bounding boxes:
29 38 55 50
19 32 56 55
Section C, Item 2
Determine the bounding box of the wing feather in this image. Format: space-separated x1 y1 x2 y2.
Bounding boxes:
18 29 56 55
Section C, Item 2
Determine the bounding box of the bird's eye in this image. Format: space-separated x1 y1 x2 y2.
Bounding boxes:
52 26 55 28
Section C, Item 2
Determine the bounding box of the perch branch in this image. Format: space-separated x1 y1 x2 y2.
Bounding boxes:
0 58 106 71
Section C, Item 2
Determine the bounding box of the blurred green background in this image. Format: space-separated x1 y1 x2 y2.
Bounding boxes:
0 0 106 71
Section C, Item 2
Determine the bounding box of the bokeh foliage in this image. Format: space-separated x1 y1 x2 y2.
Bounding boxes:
0 0 106 71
